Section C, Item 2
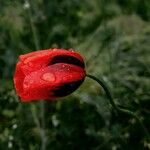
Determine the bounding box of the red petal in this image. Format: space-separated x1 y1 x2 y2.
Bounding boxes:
14 62 25 94
19 49 85 75
19 63 85 101
14 49 86 102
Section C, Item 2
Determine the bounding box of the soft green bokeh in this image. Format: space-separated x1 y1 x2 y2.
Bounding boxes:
0 0 150 149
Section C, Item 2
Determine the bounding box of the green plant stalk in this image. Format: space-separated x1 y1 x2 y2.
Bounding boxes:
27 1 40 50
86 74 150 141
26 1 47 150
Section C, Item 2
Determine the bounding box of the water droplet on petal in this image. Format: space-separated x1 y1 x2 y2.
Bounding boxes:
28 62 34 67
24 80 34 88
69 74 73 78
63 76 67 81
30 80 34 84
24 81 29 88
68 48 75 52
62 64 66 68
42 73 56 82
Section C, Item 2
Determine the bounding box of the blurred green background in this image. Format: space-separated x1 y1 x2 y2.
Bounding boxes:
0 0 150 149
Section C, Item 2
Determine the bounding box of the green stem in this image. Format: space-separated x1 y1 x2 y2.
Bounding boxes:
26 1 47 149
86 74 150 141
27 1 40 50
86 74 118 111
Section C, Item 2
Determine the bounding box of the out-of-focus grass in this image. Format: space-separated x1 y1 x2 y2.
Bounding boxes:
0 0 150 149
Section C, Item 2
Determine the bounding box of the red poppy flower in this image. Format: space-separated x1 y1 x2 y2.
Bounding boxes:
13 48 86 102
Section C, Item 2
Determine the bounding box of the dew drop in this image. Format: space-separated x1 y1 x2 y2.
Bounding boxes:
24 80 34 88
69 74 73 78
68 48 75 52
28 62 34 67
30 80 34 84
24 81 29 88
42 73 56 82
62 64 66 68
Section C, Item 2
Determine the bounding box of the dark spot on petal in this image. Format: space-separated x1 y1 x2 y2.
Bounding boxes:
49 55 85 68
52 80 84 97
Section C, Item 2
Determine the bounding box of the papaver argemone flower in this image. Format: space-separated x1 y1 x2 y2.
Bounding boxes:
13 49 86 102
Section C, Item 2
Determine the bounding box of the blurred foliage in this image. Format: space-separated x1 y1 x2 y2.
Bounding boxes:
0 0 150 149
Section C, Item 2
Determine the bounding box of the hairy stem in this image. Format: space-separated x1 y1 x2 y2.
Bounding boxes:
86 74 150 141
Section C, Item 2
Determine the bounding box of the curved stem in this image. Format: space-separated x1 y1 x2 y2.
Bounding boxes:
86 74 118 111
86 74 150 141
